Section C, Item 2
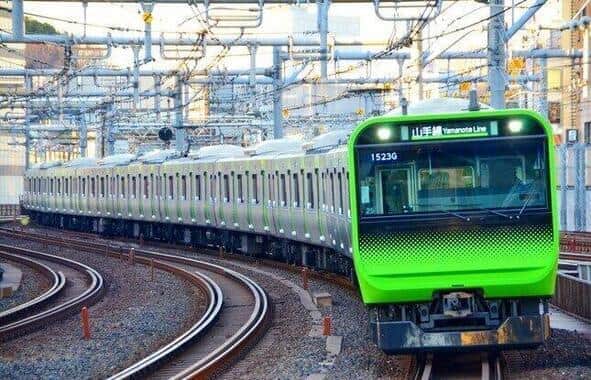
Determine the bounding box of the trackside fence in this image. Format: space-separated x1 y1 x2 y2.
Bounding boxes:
551 273 591 321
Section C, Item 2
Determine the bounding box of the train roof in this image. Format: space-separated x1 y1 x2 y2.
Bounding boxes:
244 138 303 157
63 157 98 168
386 98 491 116
188 144 245 161
97 153 137 167
138 149 182 164
303 129 351 154
30 161 62 170
28 128 351 171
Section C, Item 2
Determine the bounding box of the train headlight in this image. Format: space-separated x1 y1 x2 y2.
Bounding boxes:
508 120 523 133
377 127 392 141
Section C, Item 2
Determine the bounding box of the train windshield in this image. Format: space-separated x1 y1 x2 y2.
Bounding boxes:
356 136 548 218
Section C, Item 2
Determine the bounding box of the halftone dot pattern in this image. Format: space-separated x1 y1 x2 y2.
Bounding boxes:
358 224 554 272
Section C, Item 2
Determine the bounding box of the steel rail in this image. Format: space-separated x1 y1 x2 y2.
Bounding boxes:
0 251 66 325
0 228 271 379
108 269 223 379
0 244 105 341
409 352 504 380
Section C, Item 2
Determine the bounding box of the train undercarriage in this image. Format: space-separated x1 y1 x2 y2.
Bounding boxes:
369 293 551 354
28 210 353 279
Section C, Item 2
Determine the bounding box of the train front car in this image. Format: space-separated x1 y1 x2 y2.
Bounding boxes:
348 109 558 354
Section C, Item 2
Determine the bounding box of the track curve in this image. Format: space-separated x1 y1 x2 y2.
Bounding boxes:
0 243 105 341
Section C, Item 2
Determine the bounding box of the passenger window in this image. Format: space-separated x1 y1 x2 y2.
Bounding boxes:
329 173 335 212
144 176 149 199
292 173 300 207
252 173 259 204
321 173 326 209
131 176 137 198
269 174 274 203
223 174 230 203
181 175 187 200
237 174 243 203
345 171 350 214
209 174 215 201
150 174 154 198
337 172 343 214
306 172 314 209
195 175 202 200
280 174 287 206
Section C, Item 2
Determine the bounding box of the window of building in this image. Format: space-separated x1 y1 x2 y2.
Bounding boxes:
168 175 174 199
120 177 125 197
91 177 96 197
585 122 591 144
100 177 105 197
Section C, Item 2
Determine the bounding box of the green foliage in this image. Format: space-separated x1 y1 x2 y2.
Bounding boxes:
25 17 59 35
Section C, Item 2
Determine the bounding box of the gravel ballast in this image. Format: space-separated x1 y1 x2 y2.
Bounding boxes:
0 234 205 379
504 329 591 379
8 226 591 379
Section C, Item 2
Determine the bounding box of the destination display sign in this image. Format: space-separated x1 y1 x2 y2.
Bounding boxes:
410 121 495 141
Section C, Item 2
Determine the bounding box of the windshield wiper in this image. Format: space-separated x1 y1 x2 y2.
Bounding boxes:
478 207 513 219
414 203 471 221
440 209 471 221
516 184 539 218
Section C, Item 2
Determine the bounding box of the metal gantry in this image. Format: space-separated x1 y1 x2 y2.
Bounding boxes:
0 0 587 165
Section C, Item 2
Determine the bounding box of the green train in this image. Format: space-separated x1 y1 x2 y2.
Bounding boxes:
23 100 558 353
348 107 558 353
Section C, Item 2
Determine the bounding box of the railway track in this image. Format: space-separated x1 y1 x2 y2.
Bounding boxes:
0 227 271 379
410 352 503 380
0 244 104 342
0 251 65 325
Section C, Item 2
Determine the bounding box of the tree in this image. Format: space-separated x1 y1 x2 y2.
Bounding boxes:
25 18 59 35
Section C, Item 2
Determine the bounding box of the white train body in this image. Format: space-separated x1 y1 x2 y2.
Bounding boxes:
22 131 353 272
